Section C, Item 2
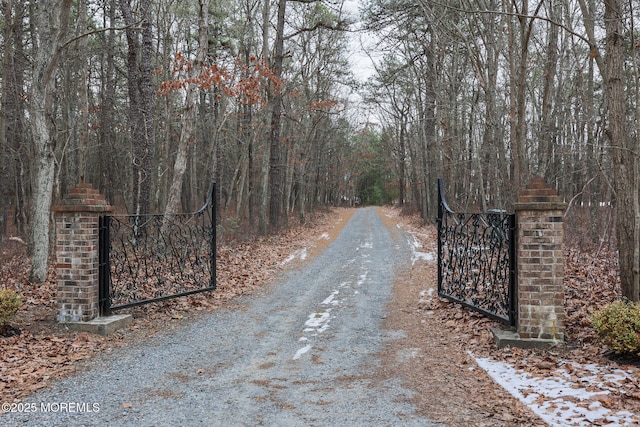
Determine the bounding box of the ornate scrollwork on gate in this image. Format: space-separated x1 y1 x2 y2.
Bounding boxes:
99 184 216 313
437 179 516 324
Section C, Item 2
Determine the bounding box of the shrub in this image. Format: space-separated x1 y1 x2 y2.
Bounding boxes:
0 288 23 327
591 299 640 357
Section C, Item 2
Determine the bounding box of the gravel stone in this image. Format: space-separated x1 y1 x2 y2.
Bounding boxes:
2 208 442 427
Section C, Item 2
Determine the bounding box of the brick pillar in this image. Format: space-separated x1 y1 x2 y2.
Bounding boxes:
514 177 567 341
52 184 113 322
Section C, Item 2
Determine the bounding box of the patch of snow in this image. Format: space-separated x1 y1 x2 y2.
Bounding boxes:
407 234 435 265
304 310 331 334
280 248 308 266
564 362 633 389
471 352 640 426
321 291 340 306
357 272 368 286
413 251 435 264
292 344 312 360
419 288 435 303
281 254 296 265
396 348 421 363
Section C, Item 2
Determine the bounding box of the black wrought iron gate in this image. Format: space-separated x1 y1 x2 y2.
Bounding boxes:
436 179 517 325
99 183 216 314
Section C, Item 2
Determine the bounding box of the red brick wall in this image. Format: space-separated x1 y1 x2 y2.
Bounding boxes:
52 184 112 322
515 178 566 340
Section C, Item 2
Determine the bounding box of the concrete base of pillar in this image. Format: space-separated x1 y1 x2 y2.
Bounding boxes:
62 314 132 336
492 328 563 349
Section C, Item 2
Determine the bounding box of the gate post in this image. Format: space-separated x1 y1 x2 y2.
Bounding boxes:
514 177 567 343
52 183 113 323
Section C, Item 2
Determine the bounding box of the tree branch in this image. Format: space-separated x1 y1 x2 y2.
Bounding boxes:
60 21 143 52
284 20 350 40
426 0 593 48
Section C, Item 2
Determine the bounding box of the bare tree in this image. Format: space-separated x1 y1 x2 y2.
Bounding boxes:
163 0 211 222
28 0 73 283
120 0 155 221
1 0 28 238
268 0 287 230
605 0 640 301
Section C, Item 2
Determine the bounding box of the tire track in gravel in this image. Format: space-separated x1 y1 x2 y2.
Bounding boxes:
1 207 442 427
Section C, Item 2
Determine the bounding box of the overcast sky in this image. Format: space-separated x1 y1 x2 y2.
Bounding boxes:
342 0 379 83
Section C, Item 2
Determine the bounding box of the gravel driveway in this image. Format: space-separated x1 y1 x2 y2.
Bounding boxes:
3 207 442 427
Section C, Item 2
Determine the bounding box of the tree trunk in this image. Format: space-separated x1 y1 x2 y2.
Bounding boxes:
98 0 118 198
76 0 89 182
424 44 437 221
0 0 19 238
258 0 271 234
398 115 407 205
605 0 640 301
538 0 560 176
28 0 73 283
138 0 155 215
268 0 286 230
120 0 155 221
163 0 210 223
3 1 28 237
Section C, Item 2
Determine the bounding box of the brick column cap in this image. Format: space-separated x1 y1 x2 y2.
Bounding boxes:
514 177 567 211
52 183 114 213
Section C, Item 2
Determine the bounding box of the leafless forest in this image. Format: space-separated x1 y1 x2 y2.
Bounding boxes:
1 0 639 298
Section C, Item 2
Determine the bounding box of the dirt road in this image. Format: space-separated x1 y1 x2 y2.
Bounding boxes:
2 207 444 426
